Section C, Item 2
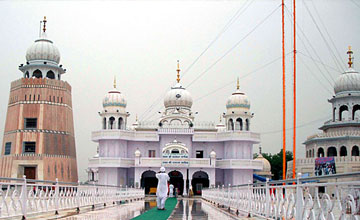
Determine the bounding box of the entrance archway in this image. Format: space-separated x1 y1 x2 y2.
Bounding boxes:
192 171 209 195
168 170 184 196
141 170 158 195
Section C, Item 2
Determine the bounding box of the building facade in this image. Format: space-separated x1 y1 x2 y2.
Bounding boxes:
287 48 360 179
87 64 263 195
0 18 78 182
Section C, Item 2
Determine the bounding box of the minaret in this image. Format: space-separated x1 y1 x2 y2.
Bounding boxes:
0 17 78 182
100 77 129 130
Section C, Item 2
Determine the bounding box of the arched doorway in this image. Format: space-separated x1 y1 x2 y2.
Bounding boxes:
168 170 184 196
192 171 209 196
141 170 158 195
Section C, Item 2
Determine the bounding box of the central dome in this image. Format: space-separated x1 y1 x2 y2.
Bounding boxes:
26 35 61 64
164 83 193 108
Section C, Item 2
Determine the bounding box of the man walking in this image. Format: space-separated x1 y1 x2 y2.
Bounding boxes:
156 167 170 210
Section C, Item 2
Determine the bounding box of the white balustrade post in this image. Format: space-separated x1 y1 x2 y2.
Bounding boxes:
247 180 251 217
21 175 28 219
295 173 303 220
76 180 80 212
265 178 270 218
54 178 59 215
92 182 96 209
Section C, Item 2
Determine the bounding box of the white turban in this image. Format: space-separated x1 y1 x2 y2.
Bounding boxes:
160 167 166 172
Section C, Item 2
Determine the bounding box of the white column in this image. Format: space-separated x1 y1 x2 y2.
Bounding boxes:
134 168 140 188
210 169 215 187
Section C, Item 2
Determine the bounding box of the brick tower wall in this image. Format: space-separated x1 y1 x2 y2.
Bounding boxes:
0 78 78 182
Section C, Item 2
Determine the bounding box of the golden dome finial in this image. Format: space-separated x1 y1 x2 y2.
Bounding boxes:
113 76 117 88
347 46 354 68
176 60 180 83
236 77 240 90
42 16 47 33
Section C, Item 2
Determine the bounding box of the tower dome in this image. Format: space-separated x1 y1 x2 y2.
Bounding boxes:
25 17 60 64
164 61 193 108
254 154 271 173
226 78 250 110
334 47 360 94
103 80 127 109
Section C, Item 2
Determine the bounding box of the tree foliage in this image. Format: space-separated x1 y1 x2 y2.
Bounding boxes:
254 149 293 180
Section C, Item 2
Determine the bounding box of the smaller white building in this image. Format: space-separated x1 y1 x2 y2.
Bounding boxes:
287 48 360 179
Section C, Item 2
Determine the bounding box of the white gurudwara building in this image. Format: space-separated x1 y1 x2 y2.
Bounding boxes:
87 63 263 195
287 48 360 179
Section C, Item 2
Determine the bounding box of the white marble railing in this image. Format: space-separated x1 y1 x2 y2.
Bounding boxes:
202 172 360 219
0 177 144 219
92 130 159 141
193 131 260 142
88 157 135 167
288 156 360 165
216 159 263 170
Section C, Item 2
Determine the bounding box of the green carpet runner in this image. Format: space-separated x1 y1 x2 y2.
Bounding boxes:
132 197 177 220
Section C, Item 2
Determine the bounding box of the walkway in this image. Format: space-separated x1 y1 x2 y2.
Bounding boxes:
32 198 254 220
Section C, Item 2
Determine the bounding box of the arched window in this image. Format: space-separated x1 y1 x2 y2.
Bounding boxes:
109 117 115 129
228 119 234 131
317 147 324 157
333 107 336 121
25 71 29 78
236 118 243 130
33 69 42 78
118 117 124 129
340 146 347 156
171 149 180 154
327 147 337 157
352 105 360 120
339 105 349 121
306 151 308 158
352 146 359 156
103 118 106 129
46 70 55 79
245 119 249 131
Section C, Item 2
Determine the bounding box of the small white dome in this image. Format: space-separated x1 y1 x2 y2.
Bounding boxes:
164 83 193 108
254 154 271 172
226 89 250 109
103 88 127 108
26 35 60 64
210 150 216 158
334 68 360 94
135 149 141 157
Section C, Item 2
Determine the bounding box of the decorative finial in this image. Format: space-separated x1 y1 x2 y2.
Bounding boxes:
113 76 116 88
42 16 47 33
176 60 180 83
259 145 262 155
347 46 353 68
219 114 222 122
236 77 240 90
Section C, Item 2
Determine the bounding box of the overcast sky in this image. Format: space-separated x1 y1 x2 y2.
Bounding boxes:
0 0 359 181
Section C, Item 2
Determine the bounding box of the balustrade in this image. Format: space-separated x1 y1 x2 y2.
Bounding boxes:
202 172 360 219
0 176 144 219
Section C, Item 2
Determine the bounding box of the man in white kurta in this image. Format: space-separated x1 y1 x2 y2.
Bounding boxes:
156 167 170 210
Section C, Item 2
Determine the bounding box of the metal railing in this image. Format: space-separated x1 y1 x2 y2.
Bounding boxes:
0 176 144 219
202 172 360 219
